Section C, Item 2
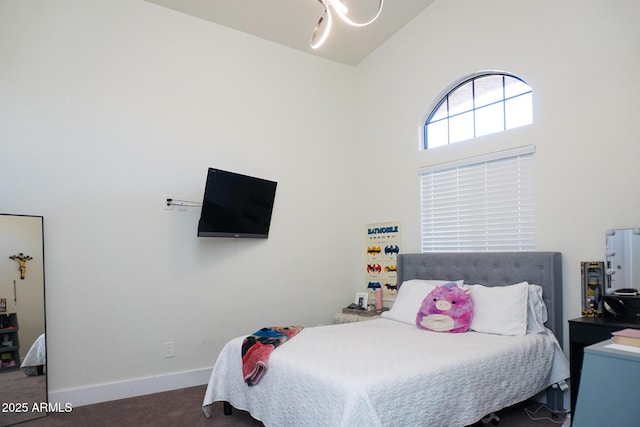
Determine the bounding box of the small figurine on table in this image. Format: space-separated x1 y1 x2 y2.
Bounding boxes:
582 298 601 318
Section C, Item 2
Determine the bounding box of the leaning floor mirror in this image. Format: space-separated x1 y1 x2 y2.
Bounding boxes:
0 214 47 426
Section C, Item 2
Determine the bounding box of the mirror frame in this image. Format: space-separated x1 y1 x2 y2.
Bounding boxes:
0 213 47 426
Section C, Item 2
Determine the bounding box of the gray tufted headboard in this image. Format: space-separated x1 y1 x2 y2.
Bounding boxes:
397 252 563 344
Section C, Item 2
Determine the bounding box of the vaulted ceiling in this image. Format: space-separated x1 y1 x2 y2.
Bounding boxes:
145 0 436 65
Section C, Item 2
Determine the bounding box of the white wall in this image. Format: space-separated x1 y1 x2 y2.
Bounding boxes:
2 0 639 404
354 0 640 348
1 0 361 398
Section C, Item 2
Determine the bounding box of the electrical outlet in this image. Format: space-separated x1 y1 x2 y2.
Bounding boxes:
165 341 175 358
163 195 173 210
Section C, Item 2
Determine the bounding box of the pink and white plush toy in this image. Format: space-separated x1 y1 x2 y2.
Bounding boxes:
416 283 472 333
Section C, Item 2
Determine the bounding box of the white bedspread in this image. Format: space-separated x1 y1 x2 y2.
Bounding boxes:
21 333 45 367
203 318 569 427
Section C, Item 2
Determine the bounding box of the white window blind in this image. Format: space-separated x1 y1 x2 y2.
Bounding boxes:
420 145 536 252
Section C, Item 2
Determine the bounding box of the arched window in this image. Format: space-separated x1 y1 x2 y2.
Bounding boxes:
424 72 532 149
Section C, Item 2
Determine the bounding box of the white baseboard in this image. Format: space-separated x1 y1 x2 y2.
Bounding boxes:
48 367 212 408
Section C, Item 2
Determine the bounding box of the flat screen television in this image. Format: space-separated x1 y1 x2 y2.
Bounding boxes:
197 168 277 238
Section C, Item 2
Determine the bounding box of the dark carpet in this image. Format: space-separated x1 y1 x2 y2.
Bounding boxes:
0 369 47 426
13 384 568 427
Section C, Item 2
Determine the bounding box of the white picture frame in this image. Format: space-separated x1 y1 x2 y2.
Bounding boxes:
355 292 368 310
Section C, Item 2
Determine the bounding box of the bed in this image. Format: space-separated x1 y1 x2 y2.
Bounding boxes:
202 252 569 426
21 333 46 376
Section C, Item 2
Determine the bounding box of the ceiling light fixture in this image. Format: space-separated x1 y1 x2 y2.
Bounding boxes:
310 0 384 49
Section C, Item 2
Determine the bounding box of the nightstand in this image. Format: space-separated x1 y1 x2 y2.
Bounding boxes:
568 317 640 415
572 339 640 426
334 308 385 324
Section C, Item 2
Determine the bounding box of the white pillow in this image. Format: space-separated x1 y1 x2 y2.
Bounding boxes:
381 279 463 325
469 281 529 336
526 284 548 334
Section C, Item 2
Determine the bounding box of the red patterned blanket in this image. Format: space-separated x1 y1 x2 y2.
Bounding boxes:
241 326 304 386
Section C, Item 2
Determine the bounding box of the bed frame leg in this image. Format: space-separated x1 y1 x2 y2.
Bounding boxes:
223 401 233 416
